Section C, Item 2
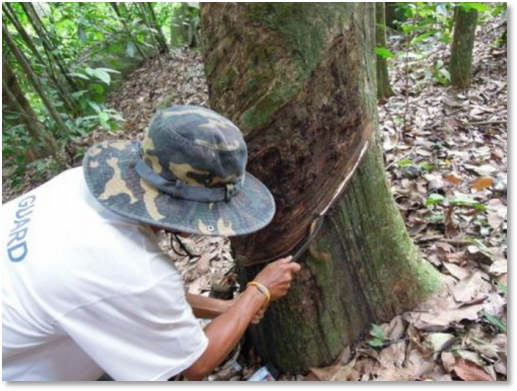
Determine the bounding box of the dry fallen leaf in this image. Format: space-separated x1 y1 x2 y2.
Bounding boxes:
444 173 462 185
441 352 456 373
453 357 494 381
471 176 494 191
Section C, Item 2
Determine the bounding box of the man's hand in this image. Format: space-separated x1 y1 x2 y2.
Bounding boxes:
253 256 301 301
182 256 300 380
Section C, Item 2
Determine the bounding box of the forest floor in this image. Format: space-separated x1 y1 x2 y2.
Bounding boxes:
2 13 506 382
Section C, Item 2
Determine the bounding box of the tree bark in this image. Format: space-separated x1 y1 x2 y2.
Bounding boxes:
201 2 440 373
450 6 478 89
375 2 393 100
384 2 398 30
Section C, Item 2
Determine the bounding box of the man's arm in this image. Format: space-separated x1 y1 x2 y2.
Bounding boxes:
185 294 229 319
182 256 300 381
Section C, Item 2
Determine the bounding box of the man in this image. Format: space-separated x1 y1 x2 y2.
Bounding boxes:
2 105 300 381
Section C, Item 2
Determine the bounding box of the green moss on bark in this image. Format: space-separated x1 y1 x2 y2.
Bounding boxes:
450 7 478 88
241 143 440 373
375 2 393 99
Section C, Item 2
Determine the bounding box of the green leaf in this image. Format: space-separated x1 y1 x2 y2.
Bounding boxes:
411 32 433 45
86 67 111 85
440 69 451 82
88 101 102 113
462 3 491 12
497 283 507 297
90 84 105 95
371 324 386 341
126 42 137 58
367 339 385 348
93 69 111 85
375 47 395 59
98 112 110 129
420 163 436 171
71 90 89 99
69 72 90 80
95 67 121 74
426 194 445 206
428 213 445 223
398 158 414 168
452 196 486 211
481 310 507 333
492 4 507 16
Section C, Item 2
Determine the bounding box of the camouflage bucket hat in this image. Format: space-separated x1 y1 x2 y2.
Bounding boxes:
83 105 276 237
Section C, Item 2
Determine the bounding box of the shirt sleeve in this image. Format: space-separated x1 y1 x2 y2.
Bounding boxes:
56 271 208 381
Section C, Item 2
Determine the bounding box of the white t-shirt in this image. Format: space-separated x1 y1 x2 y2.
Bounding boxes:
2 167 208 381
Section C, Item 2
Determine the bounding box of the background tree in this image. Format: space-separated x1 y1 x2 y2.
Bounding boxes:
375 2 393 100
3 57 65 168
21 2 79 92
143 2 168 53
3 22 71 139
201 2 440 373
3 2 78 114
450 4 479 88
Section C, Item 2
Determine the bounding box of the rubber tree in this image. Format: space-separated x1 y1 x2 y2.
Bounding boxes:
450 6 478 88
201 3 440 373
376 2 393 100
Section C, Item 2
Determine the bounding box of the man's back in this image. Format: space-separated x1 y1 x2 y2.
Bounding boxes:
2 167 207 380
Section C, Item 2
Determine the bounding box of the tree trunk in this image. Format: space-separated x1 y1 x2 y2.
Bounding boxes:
2 3 44 65
3 3 78 114
3 22 71 138
137 2 162 58
385 2 398 30
2 57 65 168
201 2 440 373
450 6 478 89
375 2 393 100
170 4 187 47
110 2 147 59
145 2 169 52
21 2 79 92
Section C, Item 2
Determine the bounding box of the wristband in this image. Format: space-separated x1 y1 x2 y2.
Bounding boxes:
246 281 271 304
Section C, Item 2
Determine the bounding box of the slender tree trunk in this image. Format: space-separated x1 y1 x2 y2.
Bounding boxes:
201 2 440 373
145 2 168 52
137 2 162 58
21 2 79 92
3 23 71 138
385 2 398 30
3 58 65 168
3 3 78 114
450 6 478 88
376 2 393 100
110 2 147 59
3 3 44 65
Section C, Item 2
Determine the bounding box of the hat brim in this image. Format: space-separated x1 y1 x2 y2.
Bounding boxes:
83 140 276 237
